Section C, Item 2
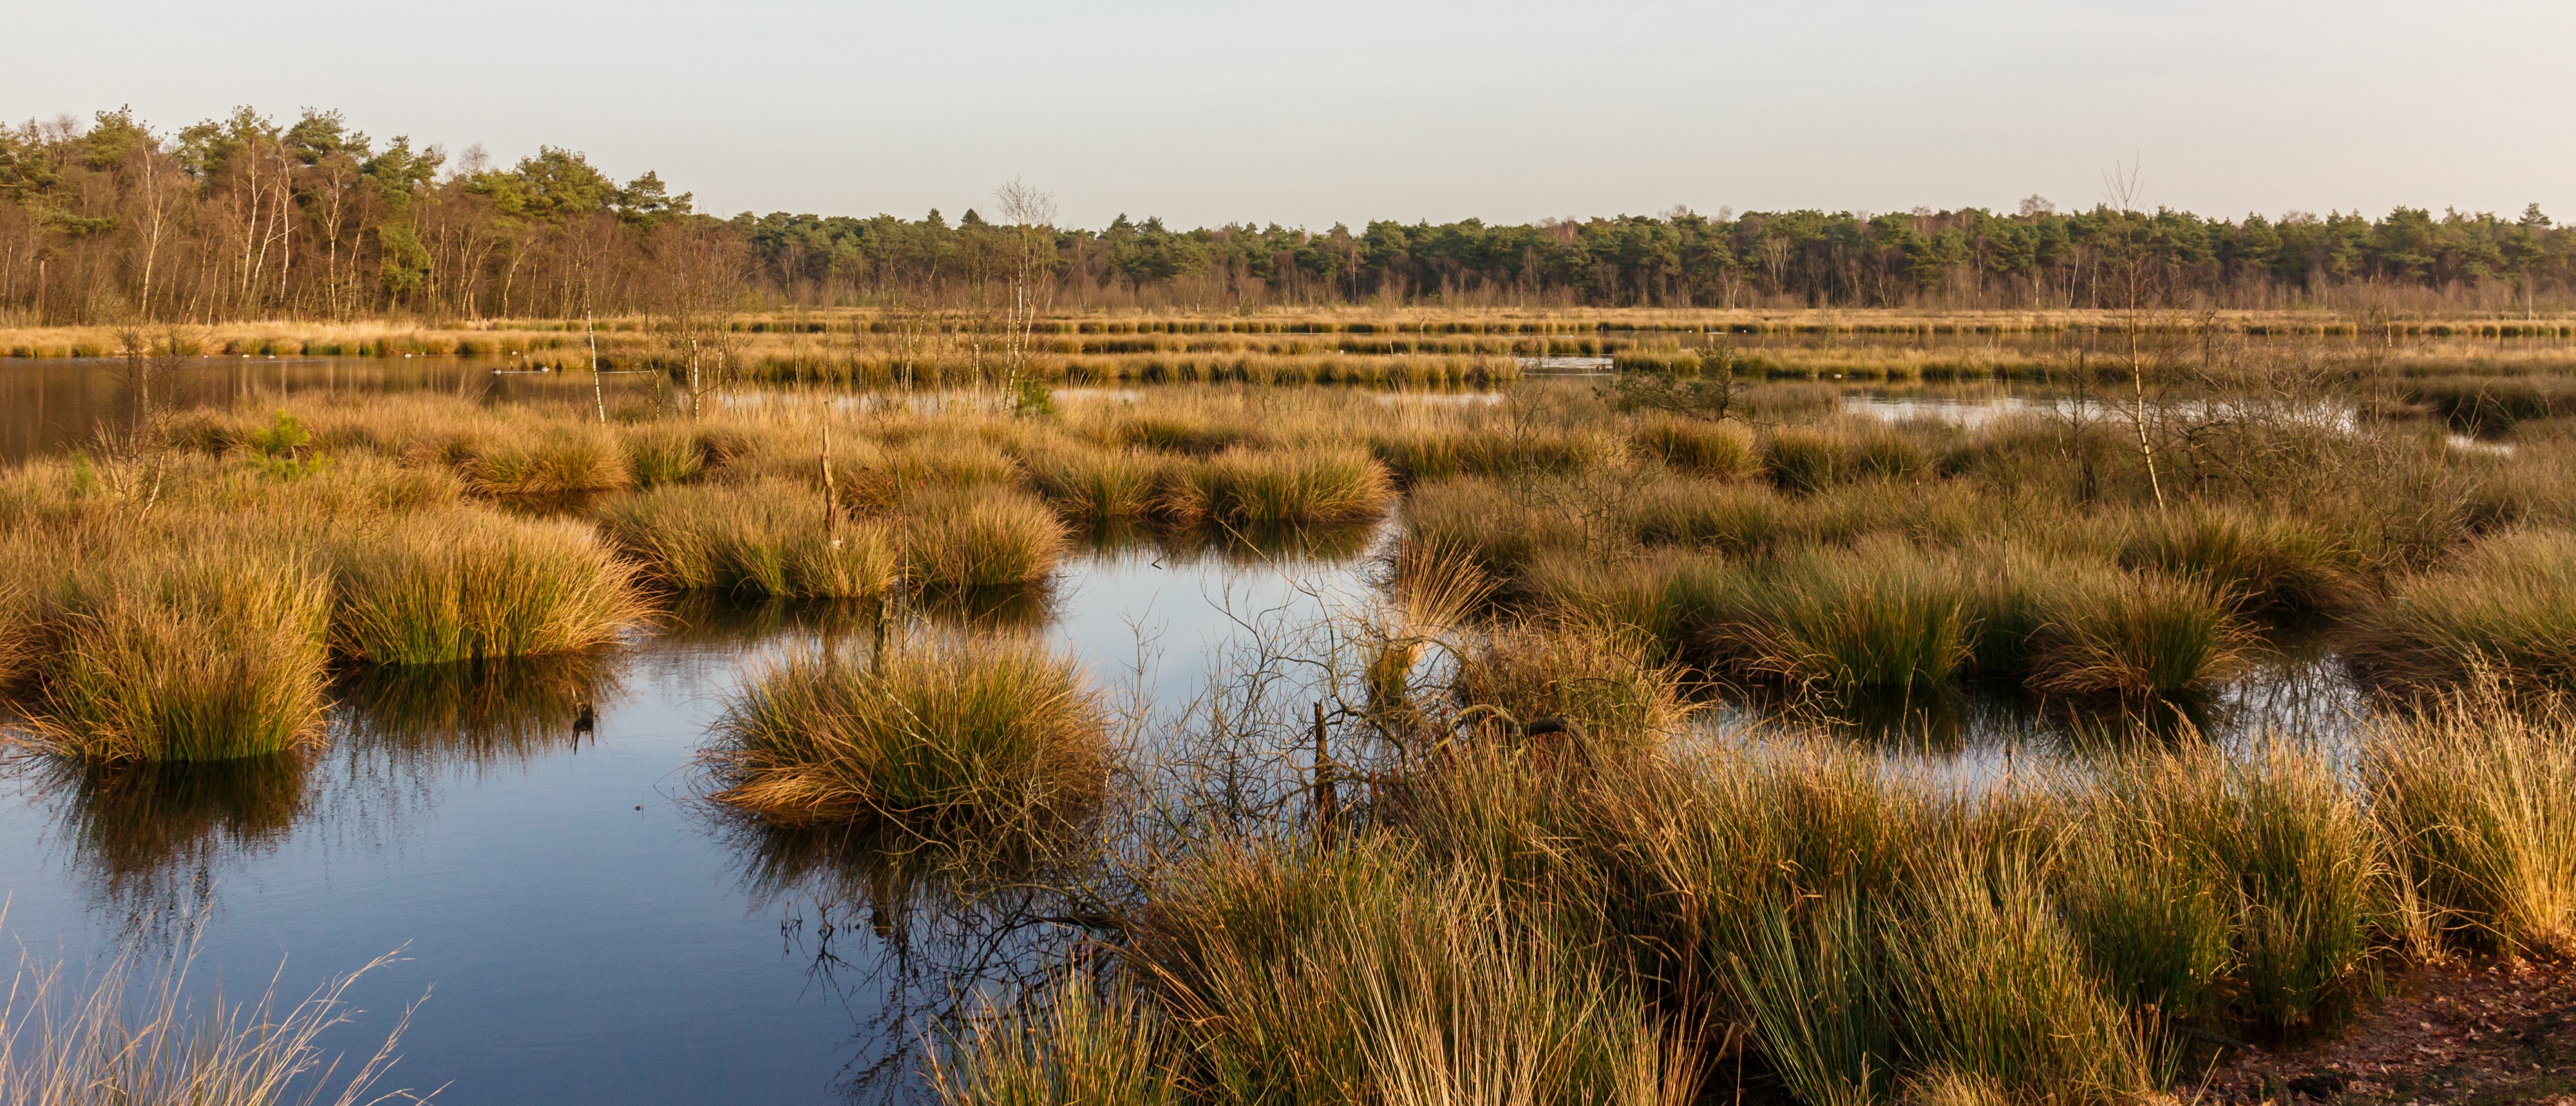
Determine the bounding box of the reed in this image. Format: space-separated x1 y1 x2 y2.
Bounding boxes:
24 547 332 762
595 482 899 600
2361 683 2576 957
704 635 1107 832
2351 529 2576 693
900 486 1071 589
331 510 647 664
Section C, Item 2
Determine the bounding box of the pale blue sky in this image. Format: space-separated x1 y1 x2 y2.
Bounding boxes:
10 1 2570 227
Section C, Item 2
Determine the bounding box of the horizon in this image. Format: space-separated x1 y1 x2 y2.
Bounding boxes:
8 0 2572 229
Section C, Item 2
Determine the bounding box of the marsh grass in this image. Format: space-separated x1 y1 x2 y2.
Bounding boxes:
1016 443 1162 520
900 487 1070 589
25 548 332 762
705 635 1107 835
2119 506 2362 618
332 510 647 664
2362 682 2576 957
1725 890 1893 1106
1132 839 1696 1106
2025 569 2249 698
931 977 1179 1106
1447 618 1690 752
2100 742 2381 1034
0 922 424 1106
1632 417 1756 478
596 483 900 600
2352 529 2576 693
1690 544 1975 695
456 428 632 496
1890 851 2157 1101
1157 447 1394 524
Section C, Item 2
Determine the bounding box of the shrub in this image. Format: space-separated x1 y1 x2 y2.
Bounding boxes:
332 510 644 665
704 635 1107 832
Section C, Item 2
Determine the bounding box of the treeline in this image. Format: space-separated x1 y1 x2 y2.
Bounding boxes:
6 105 2573 324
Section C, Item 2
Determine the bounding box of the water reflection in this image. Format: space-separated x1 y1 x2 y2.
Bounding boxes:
37 754 311 930
335 652 629 769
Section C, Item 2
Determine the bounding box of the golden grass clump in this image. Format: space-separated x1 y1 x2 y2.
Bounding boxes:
1448 618 1691 751
24 548 332 762
2119 505 2362 617
1631 415 1757 478
705 635 1108 833
900 486 1071 589
1016 441 1163 520
595 482 899 600
1157 447 1395 524
2362 681 2576 957
2023 568 2249 697
2351 528 2576 693
457 428 632 495
330 509 647 665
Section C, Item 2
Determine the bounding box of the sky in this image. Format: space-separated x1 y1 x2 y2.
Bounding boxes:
8 0 2571 229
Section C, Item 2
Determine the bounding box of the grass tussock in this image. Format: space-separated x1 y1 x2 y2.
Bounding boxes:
900 487 1070 589
2362 680 2576 957
1633 416 1757 478
332 510 647 664
2118 506 2362 618
1448 618 1692 752
705 635 1108 834
1157 447 1395 525
23 548 331 762
2351 529 2576 694
596 482 899 600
